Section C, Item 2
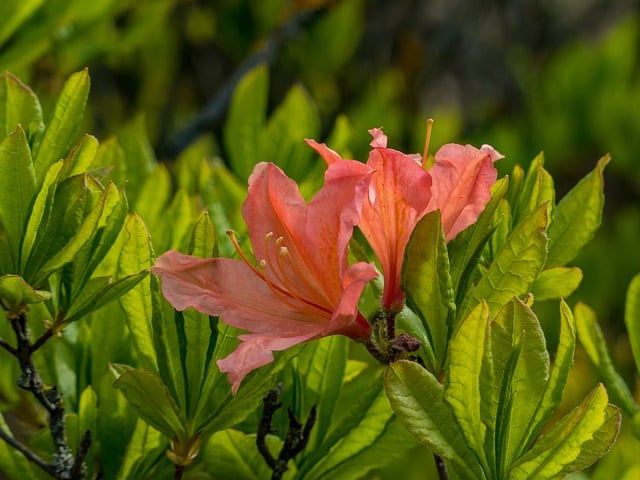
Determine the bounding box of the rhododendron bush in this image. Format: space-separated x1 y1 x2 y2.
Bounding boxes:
5 35 640 479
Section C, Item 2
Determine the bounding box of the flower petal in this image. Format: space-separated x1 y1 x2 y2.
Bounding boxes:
217 332 318 395
427 144 501 241
152 250 331 333
359 145 432 310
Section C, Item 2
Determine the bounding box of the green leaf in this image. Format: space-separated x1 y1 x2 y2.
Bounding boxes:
509 385 620 479
63 134 99 178
20 160 63 274
402 210 454 371
64 272 148 323
113 367 187 441
575 302 638 416
34 181 120 285
385 360 482 479
0 71 43 140
204 430 296 480
0 125 36 271
116 418 165 480
303 378 412 480
117 214 157 372
33 69 90 180
259 84 320 183
531 267 583 301
116 114 156 206
465 202 548 318
624 273 640 376
513 153 555 225
546 155 609 267
449 176 509 296
490 298 549 471
224 63 268 180
0 274 50 308
0 0 43 46
444 301 491 475
293 336 349 470
524 300 577 449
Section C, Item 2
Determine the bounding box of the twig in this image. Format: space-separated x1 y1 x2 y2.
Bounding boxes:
158 7 324 159
256 384 317 480
0 336 17 355
0 313 90 479
434 453 449 480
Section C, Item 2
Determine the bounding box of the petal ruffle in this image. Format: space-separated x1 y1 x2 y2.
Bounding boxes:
427 143 501 242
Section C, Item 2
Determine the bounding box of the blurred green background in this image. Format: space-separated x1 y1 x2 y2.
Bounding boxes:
2 0 640 477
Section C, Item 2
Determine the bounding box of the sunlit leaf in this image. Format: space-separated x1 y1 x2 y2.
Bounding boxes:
33 69 90 180
0 274 51 307
575 302 638 416
117 214 157 372
385 360 481 479
546 156 609 267
531 267 583 301
513 152 555 225
0 125 36 271
509 385 620 479
624 273 640 375
402 210 454 371
0 71 43 140
444 301 491 475
465 202 548 318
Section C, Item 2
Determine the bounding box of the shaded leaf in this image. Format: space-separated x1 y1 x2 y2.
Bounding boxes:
624 273 640 375
531 267 583 301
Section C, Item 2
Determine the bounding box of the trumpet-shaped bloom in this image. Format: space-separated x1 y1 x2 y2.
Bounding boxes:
152 161 377 394
307 128 502 312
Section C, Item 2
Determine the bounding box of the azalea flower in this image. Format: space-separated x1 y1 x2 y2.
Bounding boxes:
152 161 377 394
307 127 502 312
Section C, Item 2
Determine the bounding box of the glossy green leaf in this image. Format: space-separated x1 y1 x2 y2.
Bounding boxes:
117 214 157 371
490 298 549 471
34 181 120 285
204 430 296 480
449 176 509 296
0 71 43 139
531 267 583 301
224 63 268 179
64 272 148 323
33 69 90 180
178 212 218 418
546 155 609 267
624 273 640 375
509 385 620 479
259 84 320 183
113 367 187 441
444 301 491 474
524 300 577 449
513 152 555 225
575 302 638 416
0 125 36 270
402 210 454 370
20 160 63 274
0 274 51 307
303 379 412 480
63 134 99 178
465 202 548 318
385 360 481 479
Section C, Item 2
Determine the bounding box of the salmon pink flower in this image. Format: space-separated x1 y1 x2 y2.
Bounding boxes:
152 161 377 394
307 127 502 313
